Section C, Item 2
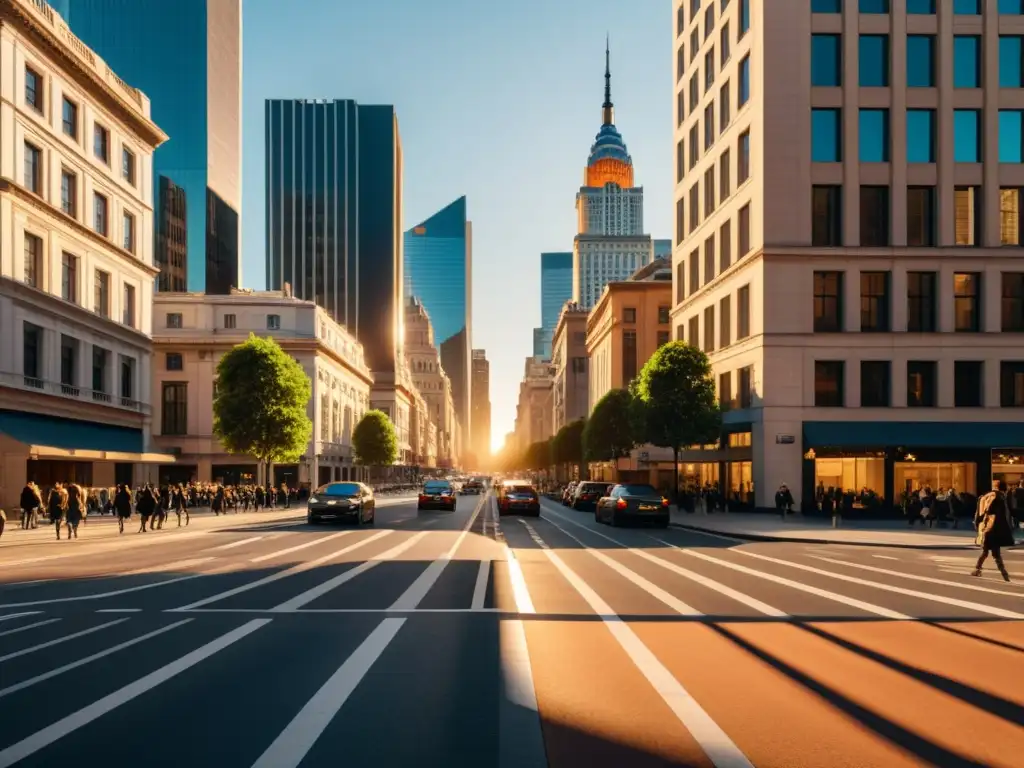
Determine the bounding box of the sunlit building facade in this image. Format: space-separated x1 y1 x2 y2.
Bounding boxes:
471 349 491 462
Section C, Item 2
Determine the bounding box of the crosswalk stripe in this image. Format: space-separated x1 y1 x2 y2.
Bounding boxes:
122 557 215 575
0 618 60 638
809 555 1024 597
250 531 352 563
206 536 266 551
0 619 129 663
0 573 210 610
505 545 535 614
0 612 42 624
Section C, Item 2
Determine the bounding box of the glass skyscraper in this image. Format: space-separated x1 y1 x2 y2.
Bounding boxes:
57 0 241 294
538 252 572 360
266 100 404 375
404 197 472 444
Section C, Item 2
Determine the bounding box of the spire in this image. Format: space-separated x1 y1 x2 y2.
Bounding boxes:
602 35 614 126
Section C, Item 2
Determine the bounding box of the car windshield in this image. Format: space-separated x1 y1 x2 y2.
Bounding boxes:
580 483 605 492
319 483 360 496
620 485 660 496
424 482 451 492
506 485 535 495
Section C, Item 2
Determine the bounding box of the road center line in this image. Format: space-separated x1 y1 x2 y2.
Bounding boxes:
206 536 266 551
0 619 129 663
0 618 61 638
809 555 1024 597
250 531 352 563
471 561 491 610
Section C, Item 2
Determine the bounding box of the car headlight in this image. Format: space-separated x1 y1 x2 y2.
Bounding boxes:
308 496 318 504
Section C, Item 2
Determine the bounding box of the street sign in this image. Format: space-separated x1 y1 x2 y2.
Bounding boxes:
775 435 795 444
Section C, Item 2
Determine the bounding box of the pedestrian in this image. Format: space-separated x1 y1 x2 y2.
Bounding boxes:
212 484 224 516
0 508 6 538
136 484 155 532
65 482 84 539
47 484 65 539
972 480 1014 582
173 484 190 527
775 483 794 517
114 484 133 534
20 481 42 529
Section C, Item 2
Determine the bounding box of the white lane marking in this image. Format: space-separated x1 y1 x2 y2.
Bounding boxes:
0 619 193 699
122 557 215 575
0 573 210 609
680 549 911 620
0 530 210 568
0 619 268 768
96 608 143 613
0 618 61 638
872 555 899 561
250 531 352 563
206 536 266 551
930 556 980 563
178 531 392 610
500 618 540 709
471 561 491 610
250 618 404 768
536 517 702 616
937 568 1024 585
735 550 1024 619
0 612 41 623
0 578 56 587
504 545 535 614
389 496 486 610
523 522 755 768
0 619 129 663
275 532 426 612
544 509 786 617
809 555 1024 598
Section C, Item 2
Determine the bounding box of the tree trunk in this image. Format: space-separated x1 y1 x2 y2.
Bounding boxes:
673 446 680 507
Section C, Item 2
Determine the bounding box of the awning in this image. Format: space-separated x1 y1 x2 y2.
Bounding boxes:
803 421 1024 449
0 410 176 463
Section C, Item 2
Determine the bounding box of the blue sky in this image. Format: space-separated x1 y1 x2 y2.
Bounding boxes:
242 0 672 452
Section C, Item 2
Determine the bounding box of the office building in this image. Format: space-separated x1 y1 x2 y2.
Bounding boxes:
471 349 491 462
0 0 170 510
514 357 554 452
534 251 572 360
58 0 241 294
405 297 457 469
404 196 472 448
654 239 672 259
551 302 589 434
671 0 1024 511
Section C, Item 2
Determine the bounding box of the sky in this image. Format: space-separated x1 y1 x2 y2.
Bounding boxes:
241 0 672 454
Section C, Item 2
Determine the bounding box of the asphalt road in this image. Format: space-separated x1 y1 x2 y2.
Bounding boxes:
0 492 1022 767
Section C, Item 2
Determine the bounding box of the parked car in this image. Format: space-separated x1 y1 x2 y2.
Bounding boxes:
418 479 457 511
595 483 670 527
571 481 609 511
561 481 579 506
461 479 484 495
497 480 541 517
307 482 376 526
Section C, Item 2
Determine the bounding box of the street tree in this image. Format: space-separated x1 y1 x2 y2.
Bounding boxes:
631 341 721 502
553 418 586 479
213 333 313 483
352 410 399 472
583 389 636 463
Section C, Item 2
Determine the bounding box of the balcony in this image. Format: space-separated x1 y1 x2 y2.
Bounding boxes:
0 370 151 415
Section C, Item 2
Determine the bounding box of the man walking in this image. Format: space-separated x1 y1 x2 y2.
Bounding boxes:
973 480 1014 582
20 482 42 529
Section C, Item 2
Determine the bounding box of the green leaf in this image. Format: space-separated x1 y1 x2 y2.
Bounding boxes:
352 410 399 466
583 389 636 461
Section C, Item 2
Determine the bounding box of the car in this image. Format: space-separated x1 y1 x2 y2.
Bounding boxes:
561 481 579 506
461 480 483 495
497 480 540 517
571 481 610 511
595 483 670 527
418 480 457 511
307 482 376 526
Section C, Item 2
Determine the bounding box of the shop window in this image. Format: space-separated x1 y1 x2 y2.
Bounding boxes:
895 462 976 496
954 361 983 407
815 457 884 497
815 361 845 407
728 432 752 448
907 361 937 407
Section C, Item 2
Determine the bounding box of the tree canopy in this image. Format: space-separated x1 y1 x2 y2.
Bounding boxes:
553 418 586 466
583 389 636 461
352 410 399 466
213 333 312 465
523 439 553 471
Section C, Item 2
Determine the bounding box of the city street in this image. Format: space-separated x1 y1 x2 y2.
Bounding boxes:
0 493 1022 767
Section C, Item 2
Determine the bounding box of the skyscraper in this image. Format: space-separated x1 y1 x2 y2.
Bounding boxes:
536 252 572 361
471 349 491 461
265 99 404 376
57 0 241 294
404 197 472 447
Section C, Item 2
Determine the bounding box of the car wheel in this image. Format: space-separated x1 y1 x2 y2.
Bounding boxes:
308 515 319 525
367 508 376 526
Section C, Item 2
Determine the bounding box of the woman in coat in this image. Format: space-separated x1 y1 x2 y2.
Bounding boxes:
136 485 156 532
173 484 189 527
973 480 1015 582
114 484 133 534
65 483 84 539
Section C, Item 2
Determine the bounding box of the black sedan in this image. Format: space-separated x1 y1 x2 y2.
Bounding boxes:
497 482 540 517
571 481 610 511
595 484 670 527
418 480 457 511
307 482 376 526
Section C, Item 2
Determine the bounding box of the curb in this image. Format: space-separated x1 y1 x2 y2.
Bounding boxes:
667 521 978 550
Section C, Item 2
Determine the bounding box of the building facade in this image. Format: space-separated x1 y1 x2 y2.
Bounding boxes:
550 302 589 433
0 0 170 509
671 0 1024 511
151 291 373 488
404 196 472 449
514 357 554 452
534 251 572 361
470 349 491 463
59 0 242 294
404 297 459 469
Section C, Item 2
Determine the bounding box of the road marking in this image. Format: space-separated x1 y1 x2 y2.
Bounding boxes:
96 608 143 613
178 531 392 610
872 555 899 561
735 550 1024 619
937 567 1024 585
504 546 535 614
499 618 546 768
809 555 1024 598
0 530 211 568
471 561 491 610
0 611 41 623
523 522 754 768
0 573 211 609
249 531 352 563
0 619 267 768
543 509 786 617
536 518 702 616
0 618 60 638
389 496 486 610
251 618 405 768
0 619 193 699
275 532 426 612
206 536 266 551
0 619 129 663
123 557 216 575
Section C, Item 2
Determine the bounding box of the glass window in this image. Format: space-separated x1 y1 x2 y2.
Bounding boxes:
908 0 936 12
860 186 890 246
907 361 937 408
123 283 136 328
704 103 716 149
906 110 936 163
954 36 981 88
720 148 731 202
813 0 842 11
703 306 716 352
720 22 731 67
860 0 889 11
1000 362 1024 407
954 272 982 332
622 330 638 382
859 109 889 162
907 187 936 247
954 361 983 408
1000 37 1023 87
60 168 76 216
123 212 135 253
720 295 732 347
61 98 77 138
737 284 750 338
93 192 108 236
1001 188 1021 245
166 352 183 371
738 204 750 256
677 139 685 183
812 186 842 246
907 272 937 333
705 48 715 92
92 346 109 396
859 35 889 87
704 167 716 215
23 142 42 196
689 250 700 296
812 109 841 162
954 110 981 162
954 0 981 12
740 0 749 36
814 271 843 332
122 148 135 185
738 130 750 182
267 314 281 330
815 361 845 407
161 383 188 435
704 234 716 285
860 272 890 332
93 124 109 163
955 186 980 245
1001 0 1024 13
61 252 77 303
738 55 750 106
906 36 935 87
861 362 891 407
23 323 42 383
1000 110 1024 162
61 335 77 390
25 66 43 111
23 233 41 288
624 307 637 323
166 312 183 329
720 221 732 272
812 35 841 87
1002 273 1024 331
720 80 730 130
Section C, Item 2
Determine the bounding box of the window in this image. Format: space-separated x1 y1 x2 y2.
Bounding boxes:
720 22 730 66
120 355 135 403
738 204 750 256
812 186 842 246
704 167 716 215
93 124 109 163
954 110 981 162
907 36 936 87
122 148 135 185
859 35 889 87
166 312 183 329
61 335 78 392
677 91 685 126
23 233 42 288
162 383 188 436
908 0 936 12
677 139 685 182
720 295 732 347
954 272 981 332
859 109 890 162
740 0 749 35
737 284 750 339
25 66 43 111
267 314 281 330
123 283 136 328
689 124 699 169
703 306 716 352
999 110 1023 163
907 361 937 407
689 73 699 112
23 323 42 385
1000 36 1023 87
738 55 750 106
123 211 135 253
704 4 715 40
1001 0 1024 14
720 221 732 271
688 316 700 346
704 235 716 285
689 251 700 297
62 97 77 138
719 372 732 410
61 168 77 216
733 365 752 408
657 331 670 348
691 28 699 62
677 6 685 36
676 261 684 305
860 272 890 332
812 35 841 87
94 270 110 318
1001 362 1024 407
92 346 109 398
23 142 41 195
690 0 700 23
689 183 699 231
812 109 841 162
955 186 980 246
623 307 637 323
906 187 936 247
861 362 891 407
622 330 638 383
676 198 685 245
704 103 715 149
1003 273 1024 331
860 0 889 11
720 148 731 202
815 361 845 407
677 46 685 81
224 313 237 329
737 131 750 183
1001 189 1021 245
166 353 184 371
860 186 890 246
954 0 981 14
720 81 730 131
954 361 984 408
907 272 937 332
61 252 77 303
954 37 981 88
93 192 108 236
906 110 936 163
705 48 715 92
813 271 843 332
813 0 842 10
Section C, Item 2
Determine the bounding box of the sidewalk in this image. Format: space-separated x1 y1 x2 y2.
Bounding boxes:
668 509 985 549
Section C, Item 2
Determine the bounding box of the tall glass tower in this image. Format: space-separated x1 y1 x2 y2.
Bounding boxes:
404 197 472 445
56 0 242 294
538 252 572 360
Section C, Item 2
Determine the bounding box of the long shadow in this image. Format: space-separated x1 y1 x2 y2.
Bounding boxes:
922 621 1024 655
